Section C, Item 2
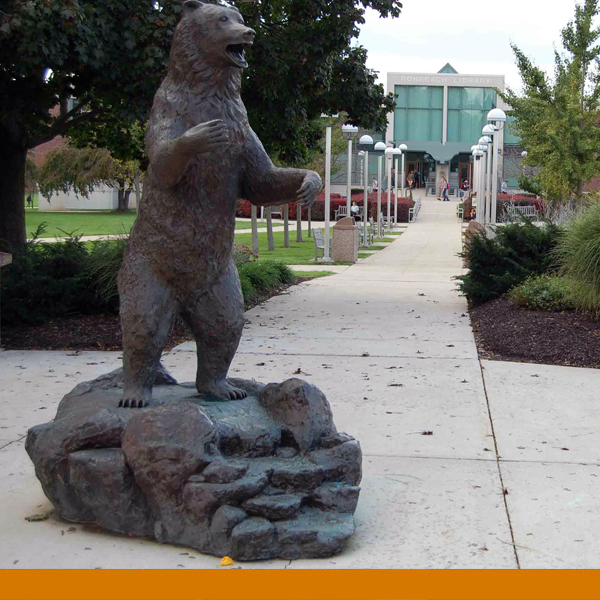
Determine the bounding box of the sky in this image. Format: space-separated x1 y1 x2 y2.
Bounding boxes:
358 0 582 93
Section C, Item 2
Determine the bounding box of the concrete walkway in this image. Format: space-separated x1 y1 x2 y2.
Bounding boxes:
3 197 600 568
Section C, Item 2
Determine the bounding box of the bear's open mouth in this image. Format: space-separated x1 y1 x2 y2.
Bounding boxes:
226 43 250 68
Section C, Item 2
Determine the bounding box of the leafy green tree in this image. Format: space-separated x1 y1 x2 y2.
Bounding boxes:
38 147 141 212
502 0 600 208
234 0 401 164
1 0 401 252
0 0 179 251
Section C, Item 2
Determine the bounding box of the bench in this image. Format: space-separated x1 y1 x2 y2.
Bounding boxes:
270 205 283 219
409 199 421 223
506 204 539 220
334 205 348 221
312 228 331 260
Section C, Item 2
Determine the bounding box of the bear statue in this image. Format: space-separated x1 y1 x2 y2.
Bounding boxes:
117 0 322 407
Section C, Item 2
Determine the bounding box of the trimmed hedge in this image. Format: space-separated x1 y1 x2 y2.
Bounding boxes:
237 193 415 223
1 237 293 327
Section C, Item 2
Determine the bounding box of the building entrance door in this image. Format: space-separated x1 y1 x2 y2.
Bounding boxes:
407 162 427 188
459 163 472 189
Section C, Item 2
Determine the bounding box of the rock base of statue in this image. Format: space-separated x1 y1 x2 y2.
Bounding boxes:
26 369 362 561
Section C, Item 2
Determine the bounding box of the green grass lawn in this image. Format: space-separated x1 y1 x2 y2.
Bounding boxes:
235 229 352 266
26 211 266 238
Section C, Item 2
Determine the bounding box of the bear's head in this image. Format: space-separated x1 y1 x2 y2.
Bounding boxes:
177 1 256 71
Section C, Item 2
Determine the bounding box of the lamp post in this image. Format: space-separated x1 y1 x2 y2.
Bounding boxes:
342 125 359 216
359 135 373 246
487 108 507 224
385 147 394 232
470 145 478 222
393 148 402 225
399 144 408 198
472 148 483 222
479 135 492 224
374 142 386 237
322 125 333 262
482 124 496 225
478 141 489 224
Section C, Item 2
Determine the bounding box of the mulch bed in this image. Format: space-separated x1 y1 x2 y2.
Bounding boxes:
470 296 600 369
1 279 308 352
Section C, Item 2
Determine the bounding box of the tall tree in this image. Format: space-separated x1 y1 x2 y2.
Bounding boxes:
1 0 401 252
502 0 600 207
234 0 401 164
0 0 179 251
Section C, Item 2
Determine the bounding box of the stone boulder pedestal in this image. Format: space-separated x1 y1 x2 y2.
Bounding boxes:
26 370 362 561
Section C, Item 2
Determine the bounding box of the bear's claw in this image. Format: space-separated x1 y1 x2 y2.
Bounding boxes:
118 398 150 409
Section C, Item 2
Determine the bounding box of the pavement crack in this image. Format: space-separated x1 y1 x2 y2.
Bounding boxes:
478 357 521 569
0 434 27 452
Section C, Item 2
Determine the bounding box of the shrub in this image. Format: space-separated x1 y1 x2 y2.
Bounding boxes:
237 260 296 304
509 275 575 311
555 201 600 315
0 227 96 325
86 236 128 309
456 219 563 305
232 243 257 267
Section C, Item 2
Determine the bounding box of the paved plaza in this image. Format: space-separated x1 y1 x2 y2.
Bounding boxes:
2 196 600 569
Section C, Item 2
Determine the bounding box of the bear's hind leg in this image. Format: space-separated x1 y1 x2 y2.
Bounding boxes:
119 259 177 408
182 261 246 400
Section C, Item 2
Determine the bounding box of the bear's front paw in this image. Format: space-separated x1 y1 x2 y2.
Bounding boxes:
297 171 322 208
181 119 230 155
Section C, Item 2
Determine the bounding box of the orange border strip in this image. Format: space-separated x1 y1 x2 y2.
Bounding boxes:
2 570 600 600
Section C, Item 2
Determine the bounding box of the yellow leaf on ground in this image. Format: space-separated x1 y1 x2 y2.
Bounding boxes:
220 556 234 567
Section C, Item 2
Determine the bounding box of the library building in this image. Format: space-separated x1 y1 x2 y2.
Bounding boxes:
384 64 520 194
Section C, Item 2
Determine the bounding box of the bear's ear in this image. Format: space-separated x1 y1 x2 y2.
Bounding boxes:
182 0 204 15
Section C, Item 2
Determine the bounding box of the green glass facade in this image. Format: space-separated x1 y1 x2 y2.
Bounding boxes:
393 86 443 143
447 87 497 143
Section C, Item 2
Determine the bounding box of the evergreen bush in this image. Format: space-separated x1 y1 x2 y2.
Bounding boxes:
456 219 563 305
0 226 95 325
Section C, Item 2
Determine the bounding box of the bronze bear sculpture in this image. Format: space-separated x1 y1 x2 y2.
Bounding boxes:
118 0 322 407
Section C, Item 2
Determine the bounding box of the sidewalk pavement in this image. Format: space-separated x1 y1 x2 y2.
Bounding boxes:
3 197 600 568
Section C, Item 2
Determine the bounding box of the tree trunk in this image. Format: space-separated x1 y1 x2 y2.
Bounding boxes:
307 207 312 238
251 204 259 256
283 203 290 248
266 207 275 252
116 183 131 212
0 139 28 252
134 171 142 207
296 201 303 242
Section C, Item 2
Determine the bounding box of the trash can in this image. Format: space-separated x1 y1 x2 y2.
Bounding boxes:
331 217 358 263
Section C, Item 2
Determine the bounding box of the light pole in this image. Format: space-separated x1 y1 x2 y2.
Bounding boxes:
487 108 507 224
322 125 333 262
393 148 402 225
470 145 478 221
342 124 358 216
472 148 483 222
359 135 373 246
385 147 394 232
482 124 496 224
479 135 492 224
374 142 387 237
399 143 408 198
478 141 489 224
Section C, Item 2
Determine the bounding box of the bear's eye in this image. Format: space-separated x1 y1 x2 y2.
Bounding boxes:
219 15 228 22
